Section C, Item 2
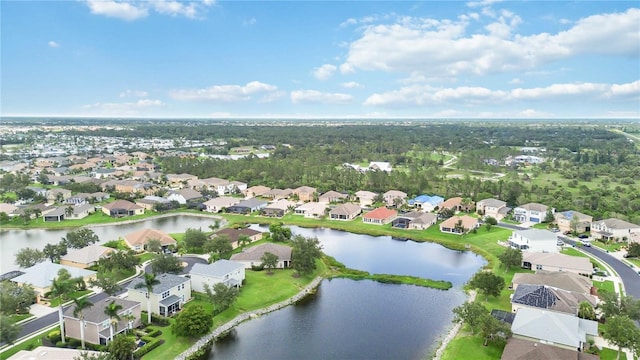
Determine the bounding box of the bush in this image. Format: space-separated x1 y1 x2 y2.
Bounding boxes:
147 328 162 338
133 339 164 359
47 330 61 344
141 312 170 326
85 343 107 352
251 264 265 271
55 341 66 348
68 338 81 348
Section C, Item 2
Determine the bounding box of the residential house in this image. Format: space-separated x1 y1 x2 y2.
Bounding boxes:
383 190 407 207
90 192 110 202
167 188 203 205
166 173 198 188
189 260 245 292
67 203 96 220
60 244 114 269
135 196 171 211
329 203 362 221
392 211 438 230
507 229 559 253
0 203 18 216
440 197 474 213
522 252 593 277
263 199 296 217
500 338 599 360
46 188 72 202
214 228 264 249
476 198 510 220
114 180 156 196
439 215 480 235
555 211 593 234
263 188 294 201
63 297 141 345
226 198 268 214
511 307 598 351
368 161 392 172
354 190 378 207
202 196 240 213
11 262 96 302
244 185 271 198
26 186 47 198
230 243 292 269
591 218 640 242
92 168 116 179
512 271 593 295
7 347 105 360
102 200 144 217
406 195 443 212
124 228 177 252
318 191 347 204
127 273 191 317
362 207 397 225
199 177 231 195
293 186 317 202
294 202 328 218
43 207 67 222
229 180 247 194
513 203 553 224
511 284 597 315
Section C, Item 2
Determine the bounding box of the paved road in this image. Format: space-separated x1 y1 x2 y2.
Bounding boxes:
143 255 208 274
560 237 640 299
497 222 527 231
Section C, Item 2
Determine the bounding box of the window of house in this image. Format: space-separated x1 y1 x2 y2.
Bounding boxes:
102 320 110 329
162 291 170 299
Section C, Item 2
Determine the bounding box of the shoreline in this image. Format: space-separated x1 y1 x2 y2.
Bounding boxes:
176 276 324 360
431 290 476 360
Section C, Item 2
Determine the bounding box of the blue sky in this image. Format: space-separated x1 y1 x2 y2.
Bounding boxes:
1 1 639 119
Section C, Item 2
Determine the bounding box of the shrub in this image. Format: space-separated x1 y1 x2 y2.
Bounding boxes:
141 312 170 326
147 328 162 338
251 264 265 271
68 338 81 348
133 339 164 359
55 341 66 348
47 330 61 344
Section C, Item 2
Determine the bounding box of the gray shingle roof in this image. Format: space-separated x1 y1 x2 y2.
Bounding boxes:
511 307 598 349
127 273 189 294
190 260 244 278
11 262 96 289
230 243 292 262
64 297 140 324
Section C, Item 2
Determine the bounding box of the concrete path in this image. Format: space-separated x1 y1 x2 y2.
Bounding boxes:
28 304 58 318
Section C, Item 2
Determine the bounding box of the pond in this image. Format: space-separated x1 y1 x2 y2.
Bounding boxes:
209 224 486 359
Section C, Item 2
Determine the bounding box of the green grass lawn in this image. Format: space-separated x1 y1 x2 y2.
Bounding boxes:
10 314 33 323
626 258 640 267
136 253 157 264
591 240 625 252
440 330 504 360
593 280 615 294
561 247 606 271
599 347 627 360
142 263 325 359
0 334 48 360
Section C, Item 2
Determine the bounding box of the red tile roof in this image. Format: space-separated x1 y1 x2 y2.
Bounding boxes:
363 207 398 220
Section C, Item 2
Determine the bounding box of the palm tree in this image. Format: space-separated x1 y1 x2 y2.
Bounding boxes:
72 297 94 349
49 277 75 344
134 273 160 324
104 300 123 344
122 313 136 334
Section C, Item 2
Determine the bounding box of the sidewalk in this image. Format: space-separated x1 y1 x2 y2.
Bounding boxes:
28 304 58 318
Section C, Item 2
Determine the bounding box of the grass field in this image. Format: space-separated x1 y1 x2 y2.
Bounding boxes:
440 330 505 360
561 247 606 271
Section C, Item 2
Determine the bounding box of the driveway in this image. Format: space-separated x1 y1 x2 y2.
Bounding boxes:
497 222 527 231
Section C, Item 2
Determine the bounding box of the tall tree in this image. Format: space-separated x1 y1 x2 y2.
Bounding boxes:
578 301 597 320
103 300 122 344
151 253 183 274
479 313 511 346
290 235 322 277
452 301 487 335
43 242 67 263
260 251 279 274
72 297 94 349
0 315 21 344
15 247 46 268
204 235 233 262
468 272 505 301
135 273 160 324
600 292 640 321
204 283 239 313
171 304 213 337
603 315 640 360
269 222 292 242
107 334 135 360
145 238 163 254
237 234 252 249
183 228 208 250
50 269 76 344
0 282 37 315
498 247 522 272
63 228 100 249
89 275 121 297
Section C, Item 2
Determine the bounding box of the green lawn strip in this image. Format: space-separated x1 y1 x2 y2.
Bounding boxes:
593 280 615 294
440 330 505 360
10 314 33 323
136 253 157 264
591 241 625 252
334 272 452 290
626 258 640 267
48 290 92 307
561 248 606 271
142 262 325 359
0 335 46 360
599 347 627 360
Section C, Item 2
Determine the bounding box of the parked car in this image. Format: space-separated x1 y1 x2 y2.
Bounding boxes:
578 234 589 239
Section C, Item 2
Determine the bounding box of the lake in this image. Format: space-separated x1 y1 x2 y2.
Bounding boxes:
209 224 486 359
0 214 218 273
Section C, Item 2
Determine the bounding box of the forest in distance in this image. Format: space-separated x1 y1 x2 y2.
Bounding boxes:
2 118 640 224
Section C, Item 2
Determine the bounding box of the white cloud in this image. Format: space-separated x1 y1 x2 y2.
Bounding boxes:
290 90 354 104
341 81 363 89
341 8 640 77
466 0 504 9
85 0 148 21
517 109 552 117
119 89 148 98
509 78 522 85
313 64 337 80
48 41 60 48
82 99 164 115
170 81 278 102
243 17 257 26
364 80 640 107
84 0 215 21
